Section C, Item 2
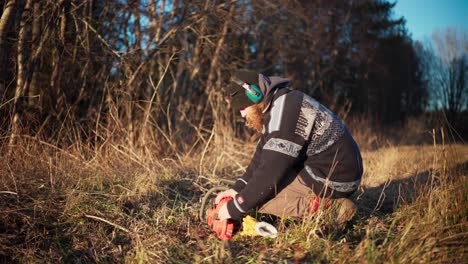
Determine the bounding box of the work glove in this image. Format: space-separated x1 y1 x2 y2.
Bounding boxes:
216 203 232 220
215 189 238 204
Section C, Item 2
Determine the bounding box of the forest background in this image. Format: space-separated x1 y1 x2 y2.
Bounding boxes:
0 0 466 262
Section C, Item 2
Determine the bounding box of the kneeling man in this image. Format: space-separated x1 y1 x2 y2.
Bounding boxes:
217 70 363 228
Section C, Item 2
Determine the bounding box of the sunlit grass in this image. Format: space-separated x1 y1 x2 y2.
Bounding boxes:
0 129 466 263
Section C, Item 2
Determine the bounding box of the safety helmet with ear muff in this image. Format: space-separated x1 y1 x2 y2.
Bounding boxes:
230 76 264 103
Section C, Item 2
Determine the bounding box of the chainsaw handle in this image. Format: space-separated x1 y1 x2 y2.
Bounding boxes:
199 186 230 222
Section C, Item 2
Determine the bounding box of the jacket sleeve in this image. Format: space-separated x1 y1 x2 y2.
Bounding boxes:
227 93 308 220
231 137 266 192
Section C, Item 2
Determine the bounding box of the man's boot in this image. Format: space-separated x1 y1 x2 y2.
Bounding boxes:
332 198 357 230
308 196 356 230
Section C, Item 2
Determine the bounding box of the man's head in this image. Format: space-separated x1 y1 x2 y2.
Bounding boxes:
224 70 291 132
225 70 263 112
225 70 265 133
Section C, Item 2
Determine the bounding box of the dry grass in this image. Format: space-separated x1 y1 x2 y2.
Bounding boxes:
0 126 466 263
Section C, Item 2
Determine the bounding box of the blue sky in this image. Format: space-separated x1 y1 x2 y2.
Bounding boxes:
394 0 467 41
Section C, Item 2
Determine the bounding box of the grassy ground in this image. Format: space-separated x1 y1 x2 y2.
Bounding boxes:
0 131 467 263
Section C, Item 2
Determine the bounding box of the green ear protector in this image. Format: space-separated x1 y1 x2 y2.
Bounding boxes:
230 76 264 103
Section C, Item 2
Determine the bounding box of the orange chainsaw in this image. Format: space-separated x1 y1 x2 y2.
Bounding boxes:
205 196 235 240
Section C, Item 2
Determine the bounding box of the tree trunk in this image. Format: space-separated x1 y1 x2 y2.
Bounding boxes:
133 0 141 52
9 0 32 152
28 1 41 107
0 0 17 92
0 0 17 48
197 3 235 127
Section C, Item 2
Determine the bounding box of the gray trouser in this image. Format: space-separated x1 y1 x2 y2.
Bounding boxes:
258 176 315 217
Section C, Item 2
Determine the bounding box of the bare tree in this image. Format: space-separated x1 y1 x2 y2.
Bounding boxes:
8 0 33 151
423 28 468 122
27 1 41 107
0 0 17 49
0 0 430 148
0 0 18 93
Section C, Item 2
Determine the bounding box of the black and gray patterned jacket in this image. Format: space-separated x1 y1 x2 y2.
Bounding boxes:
226 87 363 220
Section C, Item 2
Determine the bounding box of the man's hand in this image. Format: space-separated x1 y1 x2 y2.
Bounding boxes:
217 203 231 220
215 189 238 204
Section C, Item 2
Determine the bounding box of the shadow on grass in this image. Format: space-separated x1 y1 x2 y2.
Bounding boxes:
121 175 208 217
0 188 93 262
355 161 467 216
0 179 136 262
304 160 467 247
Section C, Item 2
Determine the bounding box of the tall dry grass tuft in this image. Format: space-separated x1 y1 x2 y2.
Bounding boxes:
350 129 467 263
1 110 466 262
386 131 467 263
0 98 251 262
345 114 461 151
